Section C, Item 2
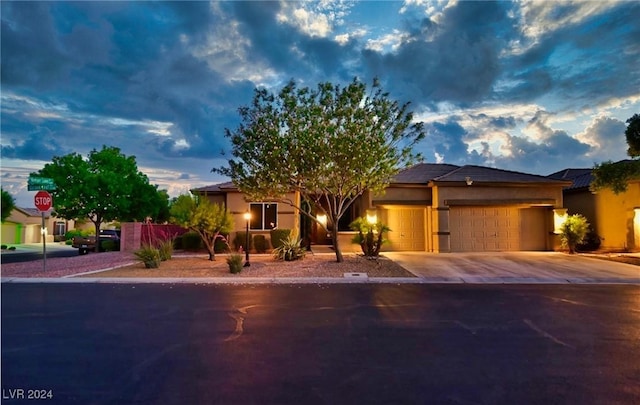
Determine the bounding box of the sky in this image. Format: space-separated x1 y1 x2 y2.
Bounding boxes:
2 0 639 207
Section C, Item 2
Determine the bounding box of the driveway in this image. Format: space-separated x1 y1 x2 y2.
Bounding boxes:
383 251 640 284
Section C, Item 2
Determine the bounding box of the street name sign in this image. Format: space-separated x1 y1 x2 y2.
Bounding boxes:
28 176 56 191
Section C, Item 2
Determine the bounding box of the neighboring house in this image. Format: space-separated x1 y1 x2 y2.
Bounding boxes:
548 166 640 252
1 207 75 244
193 163 571 253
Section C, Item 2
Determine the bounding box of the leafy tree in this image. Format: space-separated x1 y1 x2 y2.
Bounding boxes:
169 194 233 261
591 114 640 194
1 188 16 222
217 78 425 262
36 146 161 250
560 214 589 254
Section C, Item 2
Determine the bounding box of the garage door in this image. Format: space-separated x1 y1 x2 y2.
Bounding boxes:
449 207 519 252
1 223 18 244
386 208 425 251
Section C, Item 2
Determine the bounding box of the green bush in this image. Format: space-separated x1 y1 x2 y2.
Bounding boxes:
254 234 269 253
65 229 93 240
226 253 244 274
272 234 305 261
1 245 7 250
270 229 291 249
8 246 16 251
233 231 253 251
560 214 590 254
173 235 184 250
182 231 202 251
134 245 161 269
100 240 118 252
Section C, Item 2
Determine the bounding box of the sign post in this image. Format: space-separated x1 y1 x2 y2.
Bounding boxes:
34 191 53 273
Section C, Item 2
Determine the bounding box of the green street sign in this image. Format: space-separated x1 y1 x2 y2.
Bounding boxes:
28 177 56 191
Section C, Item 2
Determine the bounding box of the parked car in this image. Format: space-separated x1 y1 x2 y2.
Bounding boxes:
72 229 121 255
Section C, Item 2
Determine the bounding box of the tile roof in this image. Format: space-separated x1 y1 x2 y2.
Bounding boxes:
547 168 592 181
191 181 236 193
392 163 460 183
432 165 567 184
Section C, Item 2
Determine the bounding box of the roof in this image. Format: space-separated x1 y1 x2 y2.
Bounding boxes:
191 181 236 194
547 168 593 181
18 207 52 217
430 165 569 185
392 163 460 184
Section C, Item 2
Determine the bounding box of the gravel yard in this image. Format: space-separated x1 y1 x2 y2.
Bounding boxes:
1 251 416 279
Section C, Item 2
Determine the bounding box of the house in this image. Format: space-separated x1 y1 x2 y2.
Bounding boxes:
193 163 571 253
1 207 75 245
548 165 640 252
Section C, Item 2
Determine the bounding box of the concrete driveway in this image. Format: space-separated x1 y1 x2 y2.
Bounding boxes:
383 251 640 284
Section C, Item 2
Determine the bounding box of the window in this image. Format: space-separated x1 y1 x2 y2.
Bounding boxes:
53 221 66 236
249 203 277 230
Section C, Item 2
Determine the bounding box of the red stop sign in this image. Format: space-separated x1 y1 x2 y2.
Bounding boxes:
34 190 53 212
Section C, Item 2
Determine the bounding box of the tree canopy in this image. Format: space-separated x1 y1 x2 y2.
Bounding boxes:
170 194 233 261
36 146 167 248
591 114 640 194
217 78 425 262
1 188 16 222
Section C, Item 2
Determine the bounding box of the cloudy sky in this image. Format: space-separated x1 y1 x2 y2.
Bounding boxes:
2 0 639 207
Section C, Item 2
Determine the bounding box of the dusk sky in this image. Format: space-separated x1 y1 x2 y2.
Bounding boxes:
2 1 639 207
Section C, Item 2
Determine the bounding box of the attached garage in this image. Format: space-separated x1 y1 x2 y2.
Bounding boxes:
385 207 426 251
449 206 549 252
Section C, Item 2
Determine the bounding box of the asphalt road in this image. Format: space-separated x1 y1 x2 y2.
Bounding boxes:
1 247 78 264
2 283 639 405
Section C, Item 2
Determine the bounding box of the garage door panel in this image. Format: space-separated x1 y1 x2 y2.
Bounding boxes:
450 206 519 252
387 208 425 251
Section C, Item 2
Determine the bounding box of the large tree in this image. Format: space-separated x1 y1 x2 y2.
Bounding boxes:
217 78 425 262
591 114 640 194
170 194 233 261
36 146 163 249
1 188 16 222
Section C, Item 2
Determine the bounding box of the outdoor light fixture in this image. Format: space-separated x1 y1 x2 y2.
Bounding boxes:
366 209 377 224
553 208 568 234
317 213 327 227
243 211 251 267
465 176 473 186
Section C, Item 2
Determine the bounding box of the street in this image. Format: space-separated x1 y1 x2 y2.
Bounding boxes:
2 283 639 405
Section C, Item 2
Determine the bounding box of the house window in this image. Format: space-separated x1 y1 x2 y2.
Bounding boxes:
54 221 66 236
249 203 277 230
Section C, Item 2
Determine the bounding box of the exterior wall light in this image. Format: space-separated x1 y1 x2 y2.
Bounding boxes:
366 209 377 224
553 208 568 234
317 213 327 228
634 208 640 248
465 176 473 186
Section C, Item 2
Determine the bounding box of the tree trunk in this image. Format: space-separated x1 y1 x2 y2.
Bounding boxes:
331 227 343 262
94 220 101 253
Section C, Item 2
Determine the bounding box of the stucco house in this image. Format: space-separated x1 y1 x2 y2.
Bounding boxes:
548 165 640 252
1 207 74 244
193 163 571 253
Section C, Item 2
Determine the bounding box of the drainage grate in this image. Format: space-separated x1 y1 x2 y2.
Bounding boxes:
344 272 368 278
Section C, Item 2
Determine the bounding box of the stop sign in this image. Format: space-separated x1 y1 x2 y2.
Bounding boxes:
34 190 53 212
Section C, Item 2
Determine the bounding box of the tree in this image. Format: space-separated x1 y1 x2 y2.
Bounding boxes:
36 146 161 250
170 194 233 261
217 78 425 262
560 214 589 254
591 114 640 194
1 188 16 222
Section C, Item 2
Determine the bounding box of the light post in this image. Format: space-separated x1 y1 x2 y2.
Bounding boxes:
243 211 251 267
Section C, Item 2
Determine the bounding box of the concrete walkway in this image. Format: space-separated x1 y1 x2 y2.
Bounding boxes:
383 251 640 284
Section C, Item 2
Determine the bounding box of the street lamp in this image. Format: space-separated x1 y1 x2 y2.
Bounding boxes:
243 211 251 267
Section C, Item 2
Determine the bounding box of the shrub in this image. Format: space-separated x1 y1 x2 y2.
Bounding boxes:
100 240 118 252
182 231 202 251
233 231 253 251
350 217 390 258
134 245 161 268
157 239 174 261
560 214 590 254
65 229 92 240
577 228 601 252
173 235 184 250
8 246 16 251
254 234 269 253
1 245 6 250
272 234 305 261
270 229 291 249
226 253 244 274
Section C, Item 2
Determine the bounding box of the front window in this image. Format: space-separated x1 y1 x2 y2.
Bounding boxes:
249 203 277 230
54 221 66 236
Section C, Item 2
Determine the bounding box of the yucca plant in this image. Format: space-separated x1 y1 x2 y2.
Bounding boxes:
157 239 174 261
272 234 305 261
134 245 161 269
